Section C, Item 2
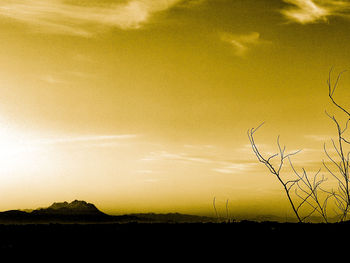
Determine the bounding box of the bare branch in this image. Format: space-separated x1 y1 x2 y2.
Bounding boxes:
248 125 303 222
328 69 350 116
247 69 350 223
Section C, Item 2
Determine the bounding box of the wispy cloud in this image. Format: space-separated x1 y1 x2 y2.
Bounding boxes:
0 0 184 36
141 151 214 163
37 70 96 86
281 0 350 24
220 32 269 57
304 134 332 141
38 74 69 85
212 163 257 174
135 169 155 174
32 134 138 146
141 150 257 174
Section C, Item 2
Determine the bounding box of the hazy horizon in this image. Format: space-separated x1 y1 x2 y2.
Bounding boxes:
0 0 349 219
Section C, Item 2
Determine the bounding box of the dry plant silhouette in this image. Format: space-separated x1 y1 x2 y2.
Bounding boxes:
248 69 350 223
212 197 232 222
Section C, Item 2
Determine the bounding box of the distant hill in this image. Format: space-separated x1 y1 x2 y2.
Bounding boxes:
129 213 215 223
0 201 338 224
32 200 105 216
0 200 112 224
0 200 216 224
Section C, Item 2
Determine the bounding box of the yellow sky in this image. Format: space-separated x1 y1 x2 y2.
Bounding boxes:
0 0 349 218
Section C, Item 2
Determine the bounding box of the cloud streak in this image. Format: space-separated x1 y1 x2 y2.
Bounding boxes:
212 163 257 174
221 32 269 57
0 0 183 36
141 150 257 174
31 134 138 145
281 0 350 24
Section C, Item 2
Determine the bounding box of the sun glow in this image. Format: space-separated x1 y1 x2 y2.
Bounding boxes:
0 123 42 173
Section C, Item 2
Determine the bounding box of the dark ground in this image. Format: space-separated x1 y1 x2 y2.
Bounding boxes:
0 221 349 260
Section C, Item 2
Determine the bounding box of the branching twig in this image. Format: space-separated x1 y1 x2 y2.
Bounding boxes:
247 69 350 223
248 124 303 223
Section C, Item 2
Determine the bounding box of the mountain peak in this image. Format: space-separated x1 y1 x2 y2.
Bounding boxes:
34 200 105 215
49 201 69 210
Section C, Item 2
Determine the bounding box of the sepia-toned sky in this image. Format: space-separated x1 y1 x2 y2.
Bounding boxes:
0 0 350 217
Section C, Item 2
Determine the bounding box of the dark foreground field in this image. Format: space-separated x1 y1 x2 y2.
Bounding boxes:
1 221 349 259
0 201 348 259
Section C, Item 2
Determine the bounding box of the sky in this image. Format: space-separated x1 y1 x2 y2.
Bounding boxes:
0 0 350 218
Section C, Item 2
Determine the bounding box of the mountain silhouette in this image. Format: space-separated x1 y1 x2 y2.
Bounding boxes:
0 200 113 223
32 200 105 216
0 200 216 224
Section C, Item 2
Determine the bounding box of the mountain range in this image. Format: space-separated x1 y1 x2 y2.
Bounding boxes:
0 200 215 224
0 200 331 224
